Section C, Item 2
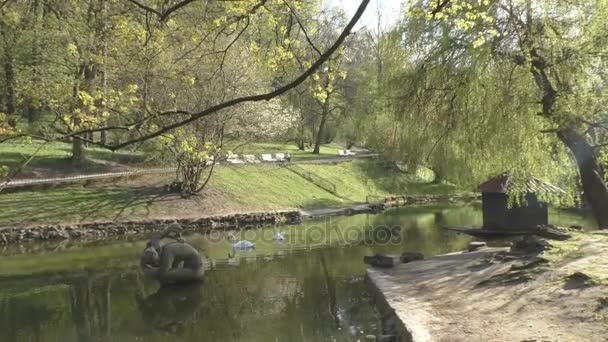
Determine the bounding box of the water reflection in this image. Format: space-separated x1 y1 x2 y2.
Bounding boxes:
0 204 594 341
136 283 205 336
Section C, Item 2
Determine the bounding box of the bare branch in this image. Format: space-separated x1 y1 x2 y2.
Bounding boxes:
431 0 451 17
0 0 12 11
127 0 197 21
283 0 321 56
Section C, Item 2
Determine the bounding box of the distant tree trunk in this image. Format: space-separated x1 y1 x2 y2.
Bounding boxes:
71 0 103 164
99 0 108 145
25 0 43 123
72 138 86 163
1 19 16 126
313 102 330 154
3 58 15 120
558 128 608 229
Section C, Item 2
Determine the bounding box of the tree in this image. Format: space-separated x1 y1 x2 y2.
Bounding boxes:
371 0 608 227
0 0 371 171
164 121 222 197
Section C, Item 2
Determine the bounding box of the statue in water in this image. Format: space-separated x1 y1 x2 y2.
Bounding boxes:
140 223 205 284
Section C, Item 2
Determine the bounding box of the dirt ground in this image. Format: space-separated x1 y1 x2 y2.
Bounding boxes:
368 233 608 342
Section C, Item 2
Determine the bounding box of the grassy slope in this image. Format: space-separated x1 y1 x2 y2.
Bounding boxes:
297 162 453 201
0 141 343 178
0 160 458 226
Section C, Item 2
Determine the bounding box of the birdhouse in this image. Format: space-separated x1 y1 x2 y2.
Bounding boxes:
478 174 565 231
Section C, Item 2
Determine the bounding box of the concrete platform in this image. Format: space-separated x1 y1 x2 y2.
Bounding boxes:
366 248 513 342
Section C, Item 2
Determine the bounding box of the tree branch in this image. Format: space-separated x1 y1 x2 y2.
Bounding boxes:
97 0 372 151
0 0 13 10
431 0 451 17
127 0 198 21
283 0 321 56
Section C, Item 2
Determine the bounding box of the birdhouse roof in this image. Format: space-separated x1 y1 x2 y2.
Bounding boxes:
478 173 566 195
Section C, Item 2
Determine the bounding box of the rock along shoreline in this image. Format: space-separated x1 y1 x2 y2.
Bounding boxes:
0 193 478 246
0 210 301 246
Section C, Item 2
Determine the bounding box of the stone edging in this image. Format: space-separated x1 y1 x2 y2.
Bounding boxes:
0 210 301 245
0 194 478 246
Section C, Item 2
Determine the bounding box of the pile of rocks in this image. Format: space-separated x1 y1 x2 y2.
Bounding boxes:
0 210 301 245
363 252 425 268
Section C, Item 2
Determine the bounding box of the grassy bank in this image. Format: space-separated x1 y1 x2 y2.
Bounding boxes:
0 140 348 179
0 141 146 178
0 160 458 226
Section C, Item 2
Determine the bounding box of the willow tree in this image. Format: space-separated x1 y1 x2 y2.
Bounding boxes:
369 0 608 226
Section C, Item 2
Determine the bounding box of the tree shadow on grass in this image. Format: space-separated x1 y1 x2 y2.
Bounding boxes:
0 185 178 225
353 161 456 196
1 153 130 179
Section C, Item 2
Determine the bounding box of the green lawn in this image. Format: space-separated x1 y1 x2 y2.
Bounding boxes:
0 140 346 178
297 161 456 201
0 160 459 226
0 140 146 177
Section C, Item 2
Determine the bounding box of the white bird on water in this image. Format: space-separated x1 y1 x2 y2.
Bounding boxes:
232 240 255 250
273 231 286 241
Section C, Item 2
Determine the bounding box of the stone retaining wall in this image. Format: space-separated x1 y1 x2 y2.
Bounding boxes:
382 193 480 208
0 210 301 245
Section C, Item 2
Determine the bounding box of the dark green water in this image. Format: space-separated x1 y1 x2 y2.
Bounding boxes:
0 205 594 342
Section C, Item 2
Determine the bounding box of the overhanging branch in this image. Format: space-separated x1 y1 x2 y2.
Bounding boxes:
99 0 371 151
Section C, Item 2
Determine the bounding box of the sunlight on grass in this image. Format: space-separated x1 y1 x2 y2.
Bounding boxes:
0 160 461 226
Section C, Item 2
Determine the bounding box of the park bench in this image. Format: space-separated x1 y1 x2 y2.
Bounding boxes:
261 154 277 162
275 153 286 162
243 154 259 163
338 150 356 157
226 154 245 164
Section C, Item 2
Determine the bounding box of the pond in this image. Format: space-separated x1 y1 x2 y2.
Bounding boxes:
0 204 594 342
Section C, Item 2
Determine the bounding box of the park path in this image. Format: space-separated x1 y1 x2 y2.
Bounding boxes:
0 153 378 190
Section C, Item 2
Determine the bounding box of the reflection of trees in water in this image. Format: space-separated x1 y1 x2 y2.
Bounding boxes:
136 283 205 336
368 206 475 256
272 248 378 342
69 274 113 341
2 208 469 342
0 296 59 341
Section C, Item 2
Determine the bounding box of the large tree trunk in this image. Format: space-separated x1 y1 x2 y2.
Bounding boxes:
526 46 608 228
313 102 329 154
72 138 86 164
558 128 608 228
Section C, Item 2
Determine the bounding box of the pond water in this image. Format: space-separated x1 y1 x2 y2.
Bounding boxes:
0 204 594 342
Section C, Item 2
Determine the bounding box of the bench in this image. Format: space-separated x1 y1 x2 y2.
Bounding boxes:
226 154 245 164
338 150 356 157
243 154 259 163
261 154 276 162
